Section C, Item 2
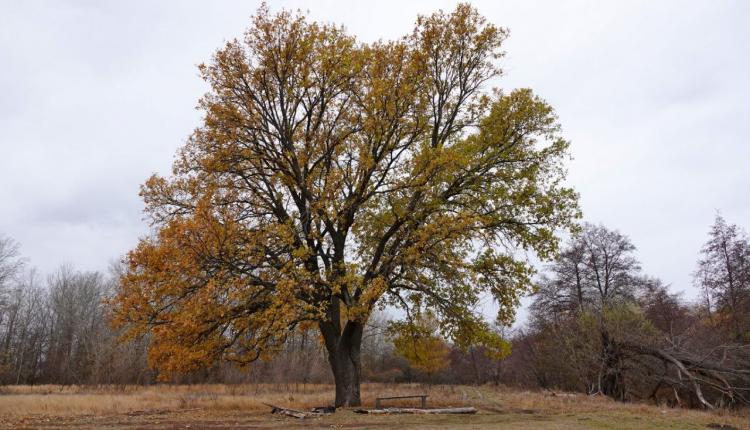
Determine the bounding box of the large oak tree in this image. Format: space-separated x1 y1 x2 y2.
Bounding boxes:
112 3 579 406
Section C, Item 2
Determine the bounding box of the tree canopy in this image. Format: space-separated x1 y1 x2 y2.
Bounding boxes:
111 3 579 406
531 223 642 324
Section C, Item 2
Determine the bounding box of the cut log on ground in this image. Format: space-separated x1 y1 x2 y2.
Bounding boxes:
544 389 577 398
264 403 309 419
353 407 478 415
311 406 336 414
263 403 333 419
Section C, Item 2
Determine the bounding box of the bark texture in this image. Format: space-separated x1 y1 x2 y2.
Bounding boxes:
320 318 363 407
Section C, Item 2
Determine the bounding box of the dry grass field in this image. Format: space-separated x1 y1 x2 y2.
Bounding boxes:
0 383 748 429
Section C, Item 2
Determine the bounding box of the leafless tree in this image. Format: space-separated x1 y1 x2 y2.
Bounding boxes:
694 215 750 342
0 235 24 308
532 223 641 321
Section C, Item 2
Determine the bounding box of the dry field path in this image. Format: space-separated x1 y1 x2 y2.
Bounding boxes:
0 384 747 429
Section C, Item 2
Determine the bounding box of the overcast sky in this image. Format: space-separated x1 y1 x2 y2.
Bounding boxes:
2 1 749 320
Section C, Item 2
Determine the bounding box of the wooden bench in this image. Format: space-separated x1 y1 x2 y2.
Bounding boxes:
375 395 428 409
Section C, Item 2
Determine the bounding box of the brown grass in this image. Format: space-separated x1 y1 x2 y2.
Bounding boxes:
0 383 467 416
0 384 748 429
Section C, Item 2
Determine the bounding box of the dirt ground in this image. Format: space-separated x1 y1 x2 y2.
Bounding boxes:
2 409 747 430
0 384 747 429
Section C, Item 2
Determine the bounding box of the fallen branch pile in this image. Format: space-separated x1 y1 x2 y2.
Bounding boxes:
617 340 750 409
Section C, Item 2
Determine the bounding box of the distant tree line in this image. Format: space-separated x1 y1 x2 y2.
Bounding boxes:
0 234 504 386
0 241 150 385
2 214 749 410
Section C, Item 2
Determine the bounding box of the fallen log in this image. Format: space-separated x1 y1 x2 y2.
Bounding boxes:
353 407 477 415
311 405 336 414
545 389 577 398
263 403 315 419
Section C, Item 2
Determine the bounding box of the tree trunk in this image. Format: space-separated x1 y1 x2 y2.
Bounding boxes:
330 340 362 407
320 317 364 407
599 329 625 400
